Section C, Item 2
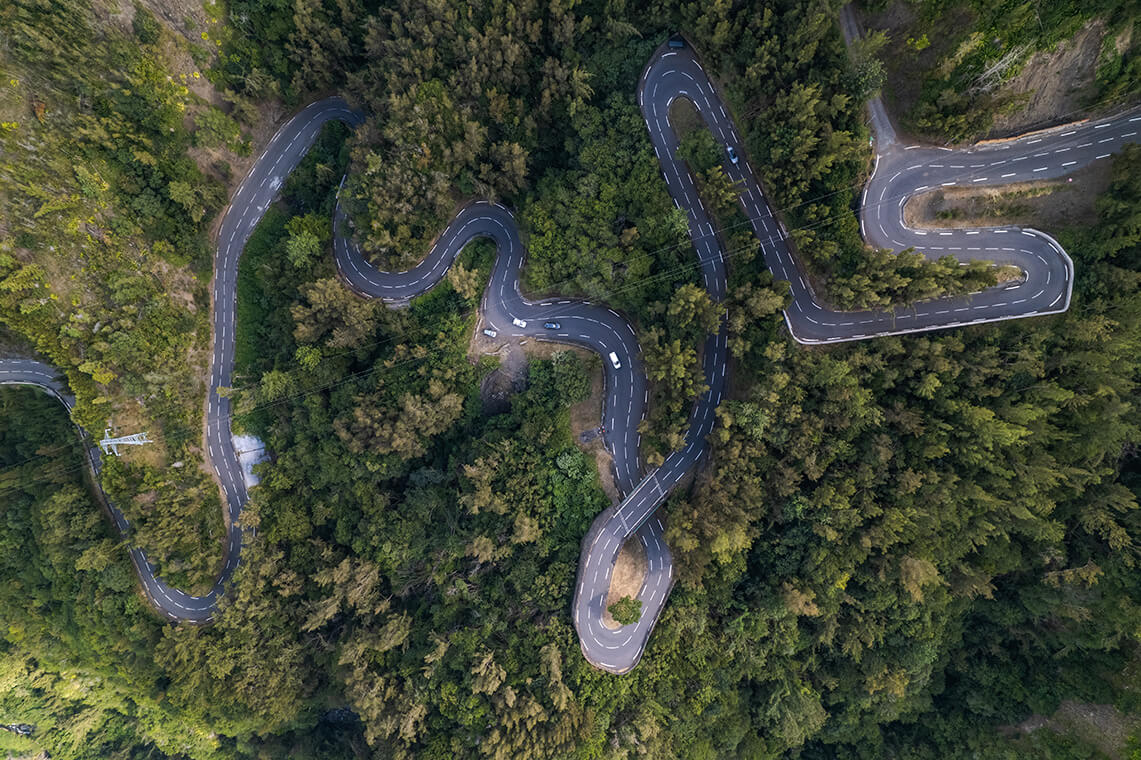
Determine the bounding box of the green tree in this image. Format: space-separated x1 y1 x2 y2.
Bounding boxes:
285 227 321 268
193 106 246 152
676 125 721 174
608 596 642 625
668 282 721 337
167 180 205 223
291 277 381 348
446 261 482 300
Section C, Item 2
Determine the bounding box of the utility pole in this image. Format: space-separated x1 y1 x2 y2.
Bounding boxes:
99 429 152 456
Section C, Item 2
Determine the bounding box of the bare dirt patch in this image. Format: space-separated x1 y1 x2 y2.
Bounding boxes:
593 448 619 504
476 340 524 415
1011 700 1140 760
570 360 604 442
904 160 1112 230
990 20 1106 137
601 534 647 629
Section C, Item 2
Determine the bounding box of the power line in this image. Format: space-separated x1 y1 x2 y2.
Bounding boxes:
0 154 1042 497
3 82 1137 491
0 126 1124 492
13 72 1139 422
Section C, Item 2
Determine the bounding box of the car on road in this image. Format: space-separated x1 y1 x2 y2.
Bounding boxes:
543 321 560 330
668 37 685 49
512 317 527 328
608 351 622 369
726 145 739 165
482 328 497 338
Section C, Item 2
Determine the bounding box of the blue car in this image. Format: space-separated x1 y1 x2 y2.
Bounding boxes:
543 322 561 330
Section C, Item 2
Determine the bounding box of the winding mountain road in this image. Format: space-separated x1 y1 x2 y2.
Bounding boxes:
3 26 1139 674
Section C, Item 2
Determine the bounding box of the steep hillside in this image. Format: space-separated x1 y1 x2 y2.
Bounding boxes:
858 0 1139 142
0 0 266 590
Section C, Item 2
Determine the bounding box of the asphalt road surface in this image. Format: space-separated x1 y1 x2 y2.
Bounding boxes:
829 4 1141 344
0 99 364 624
2 29 1139 672
0 358 216 621
584 36 1138 670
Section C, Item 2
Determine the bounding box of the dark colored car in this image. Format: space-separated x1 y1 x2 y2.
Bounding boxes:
543 322 561 330
668 37 685 49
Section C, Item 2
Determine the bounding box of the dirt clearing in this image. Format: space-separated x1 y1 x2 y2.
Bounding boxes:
475 338 524 416
904 159 1113 230
601 535 647 629
570 358 604 440
1012 700 1140 759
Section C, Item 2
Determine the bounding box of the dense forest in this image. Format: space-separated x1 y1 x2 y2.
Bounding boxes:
0 0 241 592
1 0 1141 759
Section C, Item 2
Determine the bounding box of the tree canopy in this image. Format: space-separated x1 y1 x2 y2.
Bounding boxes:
0 1 1139 760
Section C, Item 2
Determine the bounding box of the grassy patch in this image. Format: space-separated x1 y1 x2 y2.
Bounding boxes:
668 96 704 139
0 730 40 754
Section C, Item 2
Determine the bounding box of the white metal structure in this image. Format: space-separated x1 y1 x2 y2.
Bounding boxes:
100 429 152 456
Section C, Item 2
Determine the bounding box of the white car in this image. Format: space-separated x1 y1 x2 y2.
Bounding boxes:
482 328 497 338
512 317 527 328
608 351 622 369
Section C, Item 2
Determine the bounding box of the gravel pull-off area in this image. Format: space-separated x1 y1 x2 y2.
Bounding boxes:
477 340 527 416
